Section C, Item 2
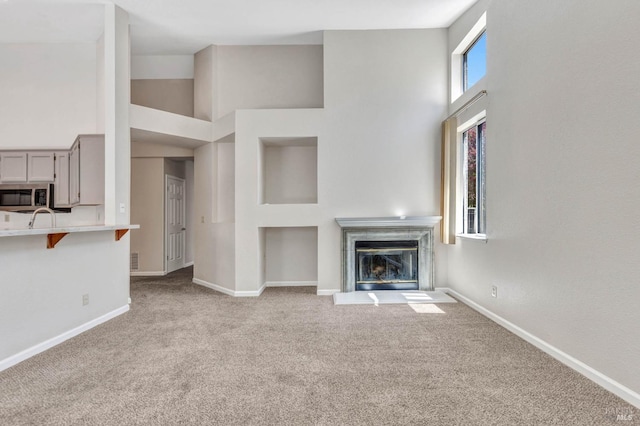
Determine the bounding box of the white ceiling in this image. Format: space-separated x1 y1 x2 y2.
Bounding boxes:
0 0 477 54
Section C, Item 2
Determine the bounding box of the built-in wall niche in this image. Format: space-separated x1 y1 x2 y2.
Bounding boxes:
260 226 318 287
259 137 318 205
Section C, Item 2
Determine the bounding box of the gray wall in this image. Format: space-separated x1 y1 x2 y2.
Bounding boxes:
130 157 164 273
446 0 640 396
217 45 324 118
131 79 194 117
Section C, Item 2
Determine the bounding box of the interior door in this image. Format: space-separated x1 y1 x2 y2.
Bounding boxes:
166 175 186 273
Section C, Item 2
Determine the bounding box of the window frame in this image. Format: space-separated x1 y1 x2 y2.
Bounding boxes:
450 12 486 103
462 31 487 93
457 114 487 239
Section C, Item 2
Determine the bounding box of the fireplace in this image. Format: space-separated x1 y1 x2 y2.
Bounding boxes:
336 216 441 292
355 241 418 290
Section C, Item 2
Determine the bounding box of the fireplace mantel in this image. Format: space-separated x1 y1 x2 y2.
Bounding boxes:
335 216 442 228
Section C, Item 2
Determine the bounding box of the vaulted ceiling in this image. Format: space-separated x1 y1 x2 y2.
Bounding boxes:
0 0 477 54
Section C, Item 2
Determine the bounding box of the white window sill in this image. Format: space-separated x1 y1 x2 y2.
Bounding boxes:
456 233 488 242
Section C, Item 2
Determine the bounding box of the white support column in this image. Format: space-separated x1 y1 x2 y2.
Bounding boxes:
103 4 130 226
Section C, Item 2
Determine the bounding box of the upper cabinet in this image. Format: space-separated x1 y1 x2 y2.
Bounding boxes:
28 152 55 182
0 152 55 183
54 151 70 207
0 152 28 182
0 135 104 208
69 135 104 206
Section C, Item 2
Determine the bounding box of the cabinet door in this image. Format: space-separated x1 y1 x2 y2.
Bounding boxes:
0 152 28 183
69 143 80 205
54 152 70 207
76 135 105 205
28 152 55 182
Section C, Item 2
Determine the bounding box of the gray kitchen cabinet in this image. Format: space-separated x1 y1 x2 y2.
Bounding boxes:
0 152 28 183
27 152 55 182
0 151 56 183
0 135 103 207
54 151 70 207
69 134 104 206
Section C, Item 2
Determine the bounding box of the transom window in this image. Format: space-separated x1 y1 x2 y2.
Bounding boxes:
463 31 486 92
462 120 486 235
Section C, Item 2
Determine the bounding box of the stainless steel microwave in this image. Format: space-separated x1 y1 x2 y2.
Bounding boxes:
0 184 53 212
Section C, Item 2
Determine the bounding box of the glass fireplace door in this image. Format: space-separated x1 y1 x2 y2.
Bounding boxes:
355 241 419 291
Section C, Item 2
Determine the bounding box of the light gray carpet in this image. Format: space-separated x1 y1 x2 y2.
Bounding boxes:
0 267 634 425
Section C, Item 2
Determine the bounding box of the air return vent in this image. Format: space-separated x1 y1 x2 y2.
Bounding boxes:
130 252 139 271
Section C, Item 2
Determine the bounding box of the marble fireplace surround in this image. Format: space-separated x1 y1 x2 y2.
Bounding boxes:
335 216 442 292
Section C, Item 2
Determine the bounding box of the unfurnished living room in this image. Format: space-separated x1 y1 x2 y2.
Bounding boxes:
0 0 639 424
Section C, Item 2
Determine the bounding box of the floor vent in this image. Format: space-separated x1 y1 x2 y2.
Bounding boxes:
130 252 139 271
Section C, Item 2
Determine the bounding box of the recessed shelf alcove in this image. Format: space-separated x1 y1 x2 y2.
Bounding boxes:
259 226 318 287
259 137 318 205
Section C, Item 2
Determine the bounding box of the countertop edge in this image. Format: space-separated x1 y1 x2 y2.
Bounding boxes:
0 224 140 237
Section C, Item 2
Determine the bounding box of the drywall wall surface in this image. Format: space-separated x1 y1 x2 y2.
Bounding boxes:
0 43 97 149
217 45 323 118
131 55 194 79
321 29 449 292
445 0 640 396
0 4 131 370
0 234 129 364
185 160 195 265
265 227 318 283
216 142 235 223
193 143 235 290
194 46 217 121
130 158 164 273
103 4 130 226
131 79 194 117
97 34 105 134
263 144 317 204
130 140 194 158
323 29 447 217
164 158 186 179
234 109 324 293
232 30 448 294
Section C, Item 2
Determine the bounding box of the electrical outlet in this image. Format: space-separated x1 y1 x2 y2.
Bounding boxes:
82 294 89 306
491 285 498 298
4 214 9 223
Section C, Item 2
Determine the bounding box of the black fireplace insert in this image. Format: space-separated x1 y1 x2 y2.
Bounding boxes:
355 240 419 291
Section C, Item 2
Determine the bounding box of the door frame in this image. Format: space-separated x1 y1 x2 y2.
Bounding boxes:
165 174 186 274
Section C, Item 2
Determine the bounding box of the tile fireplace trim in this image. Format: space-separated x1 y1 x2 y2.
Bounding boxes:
338 225 438 293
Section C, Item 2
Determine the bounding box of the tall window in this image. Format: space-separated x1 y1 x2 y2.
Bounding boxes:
463 31 486 92
462 120 486 234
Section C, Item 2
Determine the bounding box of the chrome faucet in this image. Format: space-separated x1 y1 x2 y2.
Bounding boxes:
28 207 56 229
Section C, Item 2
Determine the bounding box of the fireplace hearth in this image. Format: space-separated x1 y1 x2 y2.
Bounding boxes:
336 216 441 292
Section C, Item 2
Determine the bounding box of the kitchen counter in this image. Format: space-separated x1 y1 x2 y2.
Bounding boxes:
0 224 140 237
0 224 140 248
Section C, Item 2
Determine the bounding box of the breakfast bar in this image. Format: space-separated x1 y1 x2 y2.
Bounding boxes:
0 224 140 248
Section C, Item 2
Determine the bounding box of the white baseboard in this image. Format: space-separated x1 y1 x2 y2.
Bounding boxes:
317 289 341 296
0 305 130 373
130 271 166 277
265 281 318 287
193 278 265 297
436 287 640 409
